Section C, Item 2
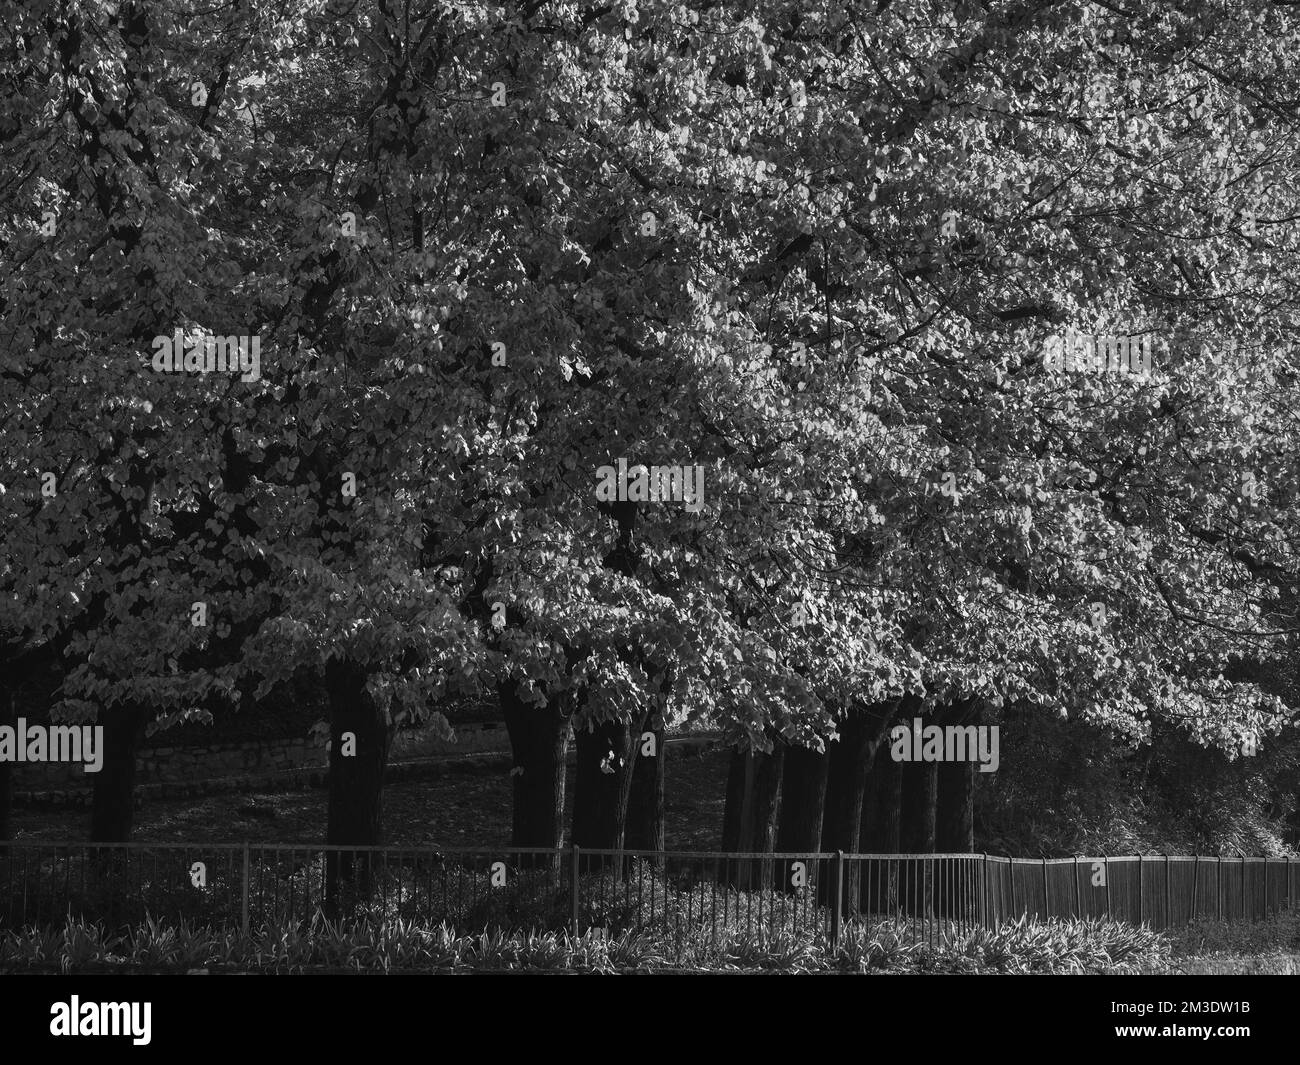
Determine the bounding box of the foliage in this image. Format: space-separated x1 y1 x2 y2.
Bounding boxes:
3 0 1300 853
0 911 1170 974
979 707 1300 856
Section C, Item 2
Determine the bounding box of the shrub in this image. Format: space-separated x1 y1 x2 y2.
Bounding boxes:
0 911 1175 973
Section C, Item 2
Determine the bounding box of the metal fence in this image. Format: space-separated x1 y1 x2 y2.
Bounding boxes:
2 844 1296 951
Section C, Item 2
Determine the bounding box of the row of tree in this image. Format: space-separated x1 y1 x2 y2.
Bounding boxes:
3 1 1299 875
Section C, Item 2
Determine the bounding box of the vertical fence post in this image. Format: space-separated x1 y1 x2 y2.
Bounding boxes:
1138 855 1143 925
832 851 844 949
571 846 580 935
1041 858 1049 920
1170 853 1180 931
241 843 250 936
1074 856 1081 918
981 854 988 928
1105 856 1111 918
1009 857 1017 917
1191 855 1199 920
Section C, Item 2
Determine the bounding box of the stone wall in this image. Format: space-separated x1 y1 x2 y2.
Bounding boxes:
390 721 508 760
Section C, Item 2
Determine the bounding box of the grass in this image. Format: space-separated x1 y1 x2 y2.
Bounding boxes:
1162 910 1300 957
1145 910 1300 972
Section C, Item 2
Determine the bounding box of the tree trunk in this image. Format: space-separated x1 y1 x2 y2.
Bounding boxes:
935 698 979 853
821 703 897 912
625 668 671 865
861 740 903 913
900 758 938 850
624 722 664 855
776 744 829 895
861 743 902 852
2 640 67 848
500 681 569 870
324 658 393 915
936 759 975 852
935 699 980 920
935 756 976 921
721 746 752 853
90 702 148 843
0 681 13 845
823 713 873 850
899 757 938 916
721 746 753 887
568 515 649 873
747 738 784 890
572 719 632 870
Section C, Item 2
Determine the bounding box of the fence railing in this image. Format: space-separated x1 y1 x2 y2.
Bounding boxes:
2 844 1295 953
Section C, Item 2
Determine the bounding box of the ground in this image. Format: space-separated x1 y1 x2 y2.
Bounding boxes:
9 747 730 848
